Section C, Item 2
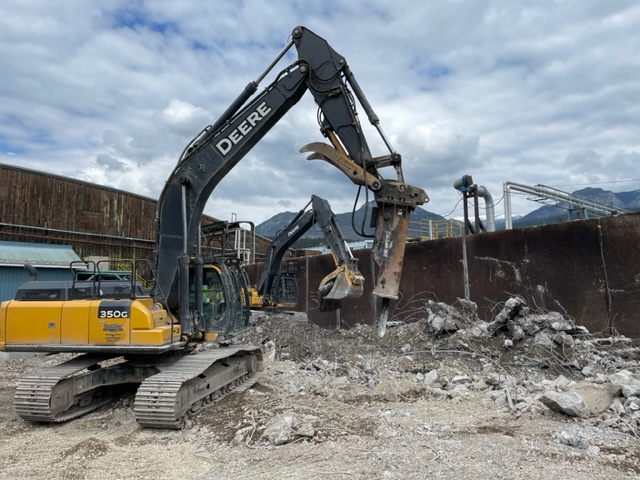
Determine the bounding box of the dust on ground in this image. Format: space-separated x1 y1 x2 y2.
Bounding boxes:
0 296 639 479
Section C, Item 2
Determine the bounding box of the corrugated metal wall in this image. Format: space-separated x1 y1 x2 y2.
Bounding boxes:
0 164 272 261
0 165 156 238
0 266 73 303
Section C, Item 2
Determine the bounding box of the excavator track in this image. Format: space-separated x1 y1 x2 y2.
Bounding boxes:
134 345 263 429
14 354 117 423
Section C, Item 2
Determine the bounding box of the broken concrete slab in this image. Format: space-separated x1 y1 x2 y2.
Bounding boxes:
425 300 480 335
487 296 526 331
539 390 591 418
552 375 572 389
572 383 615 416
423 369 438 386
607 370 640 397
533 331 556 349
622 383 640 398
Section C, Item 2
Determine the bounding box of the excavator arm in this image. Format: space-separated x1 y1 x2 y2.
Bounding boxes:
257 195 364 311
153 26 428 338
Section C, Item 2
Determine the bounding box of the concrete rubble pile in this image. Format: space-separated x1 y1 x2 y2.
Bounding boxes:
230 298 640 446
420 296 640 435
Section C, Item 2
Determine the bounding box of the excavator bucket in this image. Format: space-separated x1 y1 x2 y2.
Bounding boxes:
322 267 364 300
317 265 364 311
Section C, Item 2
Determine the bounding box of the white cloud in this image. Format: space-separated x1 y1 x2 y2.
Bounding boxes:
156 99 214 135
0 0 639 226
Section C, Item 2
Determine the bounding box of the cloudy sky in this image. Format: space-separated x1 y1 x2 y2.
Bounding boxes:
1 1 639 226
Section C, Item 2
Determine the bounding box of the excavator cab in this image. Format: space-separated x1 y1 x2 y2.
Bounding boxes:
272 273 298 307
183 258 251 339
189 265 226 323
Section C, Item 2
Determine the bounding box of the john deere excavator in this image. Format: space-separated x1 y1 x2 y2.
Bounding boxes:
0 26 428 428
250 194 364 311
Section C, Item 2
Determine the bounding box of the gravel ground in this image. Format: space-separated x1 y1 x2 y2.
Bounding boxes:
0 310 639 480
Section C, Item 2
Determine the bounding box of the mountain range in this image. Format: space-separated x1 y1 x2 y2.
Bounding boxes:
255 201 445 240
256 187 640 240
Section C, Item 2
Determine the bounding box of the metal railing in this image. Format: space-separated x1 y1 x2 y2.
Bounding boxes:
407 218 465 240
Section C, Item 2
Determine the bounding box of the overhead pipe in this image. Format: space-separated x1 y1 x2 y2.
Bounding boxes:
503 181 548 230
453 176 496 233
503 181 629 230
476 186 495 232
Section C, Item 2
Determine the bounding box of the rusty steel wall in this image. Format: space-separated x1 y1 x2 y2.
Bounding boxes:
0 164 272 261
266 213 640 339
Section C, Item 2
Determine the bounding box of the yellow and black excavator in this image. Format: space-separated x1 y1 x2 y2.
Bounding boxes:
249 194 364 311
0 26 428 428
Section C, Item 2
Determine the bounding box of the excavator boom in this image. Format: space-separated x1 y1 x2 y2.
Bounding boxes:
154 26 427 338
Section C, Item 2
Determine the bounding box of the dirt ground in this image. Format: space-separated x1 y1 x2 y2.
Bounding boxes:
0 307 639 480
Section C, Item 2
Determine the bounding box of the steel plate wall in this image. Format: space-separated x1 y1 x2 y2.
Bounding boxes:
263 213 640 340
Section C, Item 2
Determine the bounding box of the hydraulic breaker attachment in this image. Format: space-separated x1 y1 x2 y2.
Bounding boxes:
370 201 412 300
301 142 428 301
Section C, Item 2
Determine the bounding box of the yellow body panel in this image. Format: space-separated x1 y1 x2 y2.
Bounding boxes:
130 325 180 345
0 297 180 350
130 297 160 329
4 301 62 344
247 286 296 309
89 301 130 345
248 287 263 308
203 332 218 342
60 301 90 344
0 302 5 350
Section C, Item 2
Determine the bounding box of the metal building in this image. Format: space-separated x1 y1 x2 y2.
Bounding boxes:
0 240 83 303
0 163 273 265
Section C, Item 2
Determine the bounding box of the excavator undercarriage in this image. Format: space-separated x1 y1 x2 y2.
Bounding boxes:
15 346 263 429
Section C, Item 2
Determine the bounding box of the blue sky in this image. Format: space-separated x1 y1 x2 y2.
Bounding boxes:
1 0 639 224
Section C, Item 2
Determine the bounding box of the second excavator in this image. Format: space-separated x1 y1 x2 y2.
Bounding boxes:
252 194 364 312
